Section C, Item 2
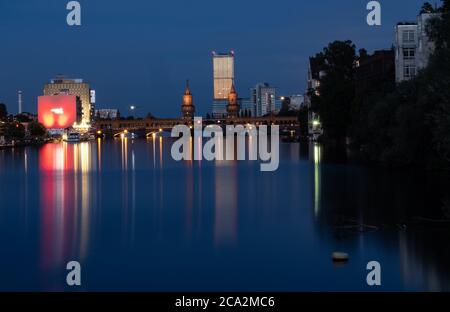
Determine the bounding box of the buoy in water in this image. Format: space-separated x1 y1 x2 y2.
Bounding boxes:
332 252 349 262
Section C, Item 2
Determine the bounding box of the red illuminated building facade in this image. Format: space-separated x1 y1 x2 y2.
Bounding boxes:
38 95 80 130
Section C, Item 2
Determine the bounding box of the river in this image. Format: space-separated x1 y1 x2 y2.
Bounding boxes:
0 138 449 291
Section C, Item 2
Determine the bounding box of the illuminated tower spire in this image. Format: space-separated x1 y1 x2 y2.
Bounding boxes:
181 79 195 119
226 82 240 118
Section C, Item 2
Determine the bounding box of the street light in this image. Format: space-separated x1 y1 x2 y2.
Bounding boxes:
129 105 137 119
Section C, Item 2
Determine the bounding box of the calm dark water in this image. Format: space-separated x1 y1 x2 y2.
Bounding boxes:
1 138 450 291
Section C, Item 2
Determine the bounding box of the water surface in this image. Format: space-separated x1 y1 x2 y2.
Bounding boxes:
0 138 449 291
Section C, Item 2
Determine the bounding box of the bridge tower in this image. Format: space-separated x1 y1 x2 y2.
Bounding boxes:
181 80 195 119
226 83 240 119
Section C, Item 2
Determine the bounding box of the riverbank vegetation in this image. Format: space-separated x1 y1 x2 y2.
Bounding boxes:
309 1 450 169
0 106 48 145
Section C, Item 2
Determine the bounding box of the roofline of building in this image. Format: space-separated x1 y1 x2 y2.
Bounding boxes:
396 22 417 26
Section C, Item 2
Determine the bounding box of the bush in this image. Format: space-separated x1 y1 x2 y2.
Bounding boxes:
28 121 47 137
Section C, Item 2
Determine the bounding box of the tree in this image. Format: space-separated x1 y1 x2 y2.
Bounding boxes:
312 40 357 141
28 121 47 137
350 48 396 148
427 1 450 51
420 2 435 14
425 1 450 164
359 48 368 59
298 107 309 138
356 1 450 167
5 122 25 140
0 103 7 120
279 97 291 116
15 114 32 123
443 0 450 12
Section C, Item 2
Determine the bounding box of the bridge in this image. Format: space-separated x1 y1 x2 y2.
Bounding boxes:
95 116 300 138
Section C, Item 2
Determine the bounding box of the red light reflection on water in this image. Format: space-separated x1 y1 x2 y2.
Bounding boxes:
38 143 93 286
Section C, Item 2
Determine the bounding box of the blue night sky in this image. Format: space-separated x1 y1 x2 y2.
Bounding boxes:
0 0 431 117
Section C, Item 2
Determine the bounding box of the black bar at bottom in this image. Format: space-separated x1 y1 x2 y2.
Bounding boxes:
0 292 445 311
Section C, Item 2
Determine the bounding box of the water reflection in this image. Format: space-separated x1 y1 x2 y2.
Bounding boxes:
121 138 128 171
24 149 28 173
185 157 194 239
309 143 322 218
38 143 95 281
159 136 164 168
1 139 450 291
214 164 238 247
97 138 102 170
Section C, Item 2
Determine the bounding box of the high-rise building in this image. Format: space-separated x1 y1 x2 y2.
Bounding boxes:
251 83 276 117
43 76 93 124
212 51 235 118
395 13 437 82
90 90 96 105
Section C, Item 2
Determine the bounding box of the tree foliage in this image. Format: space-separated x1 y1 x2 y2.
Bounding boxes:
354 1 450 167
0 103 7 120
421 2 435 14
28 121 47 137
312 2 450 168
310 40 356 141
4 122 25 140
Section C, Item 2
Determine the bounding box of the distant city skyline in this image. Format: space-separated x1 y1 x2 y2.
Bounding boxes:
0 0 430 116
